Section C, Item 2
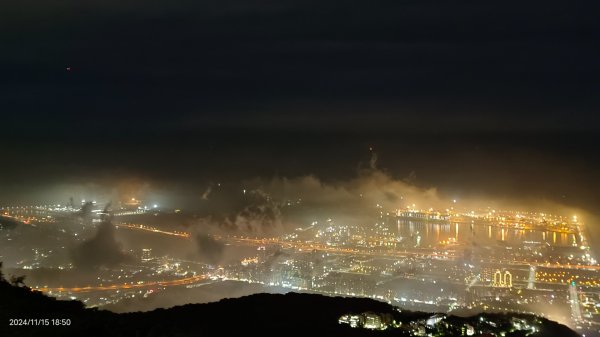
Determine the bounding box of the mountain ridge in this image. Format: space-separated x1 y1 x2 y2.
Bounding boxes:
0 272 580 337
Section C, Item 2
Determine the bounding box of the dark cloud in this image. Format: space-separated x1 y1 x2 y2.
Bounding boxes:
195 234 225 265
76 202 94 224
71 208 133 269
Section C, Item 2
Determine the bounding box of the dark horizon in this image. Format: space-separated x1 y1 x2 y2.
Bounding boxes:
2 0 599 213
2 129 599 215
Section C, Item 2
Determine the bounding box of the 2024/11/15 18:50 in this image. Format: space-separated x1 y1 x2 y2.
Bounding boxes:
8 318 71 326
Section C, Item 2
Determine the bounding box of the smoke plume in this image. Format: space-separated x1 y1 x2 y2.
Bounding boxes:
71 204 133 269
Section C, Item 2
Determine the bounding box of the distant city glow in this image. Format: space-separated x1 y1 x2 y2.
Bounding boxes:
1 192 597 335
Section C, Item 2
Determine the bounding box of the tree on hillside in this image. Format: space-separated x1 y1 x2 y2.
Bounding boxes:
10 275 27 287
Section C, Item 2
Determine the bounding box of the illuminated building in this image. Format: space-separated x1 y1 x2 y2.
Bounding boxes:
463 324 475 336
141 248 152 262
527 266 536 289
396 210 450 222
492 270 512 288
363 313 383 329
426 314 446 327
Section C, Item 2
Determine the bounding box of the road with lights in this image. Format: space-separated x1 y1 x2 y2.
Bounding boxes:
115 223 191 238
36 274 208 293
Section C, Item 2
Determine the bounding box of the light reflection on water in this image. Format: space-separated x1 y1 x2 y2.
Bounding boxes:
395 220 576 247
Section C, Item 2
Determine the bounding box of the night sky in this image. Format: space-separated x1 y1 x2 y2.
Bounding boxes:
1 1 599 211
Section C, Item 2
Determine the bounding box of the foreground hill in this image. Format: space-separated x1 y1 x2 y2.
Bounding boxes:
0 274 579 337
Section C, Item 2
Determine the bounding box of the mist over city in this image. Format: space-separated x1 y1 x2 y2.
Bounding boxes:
1 1 599 336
